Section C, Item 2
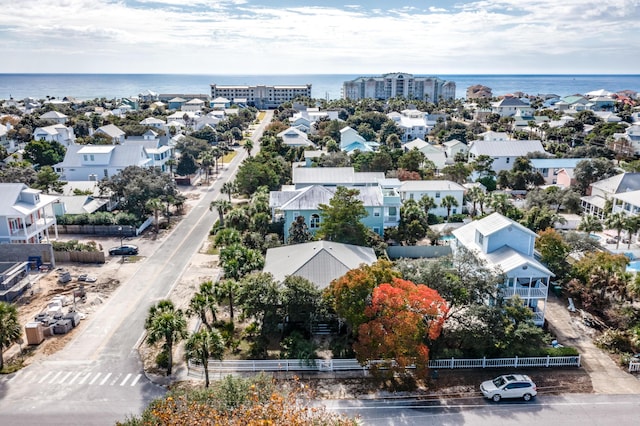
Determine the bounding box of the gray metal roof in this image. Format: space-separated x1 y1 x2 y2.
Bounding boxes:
469 139 545 157
263 241 377 289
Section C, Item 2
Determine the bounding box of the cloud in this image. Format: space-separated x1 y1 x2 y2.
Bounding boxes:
0 0 638 74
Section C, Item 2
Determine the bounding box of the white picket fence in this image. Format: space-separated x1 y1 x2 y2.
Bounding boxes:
629 360 640 373
187 355 581 376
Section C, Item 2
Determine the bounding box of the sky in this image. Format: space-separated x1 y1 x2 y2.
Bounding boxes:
1 0 639 75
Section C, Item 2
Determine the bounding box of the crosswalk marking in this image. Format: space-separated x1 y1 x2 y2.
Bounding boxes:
120 373 132 386
130 374 141 386
48 371 62 384
110 373 121 386
89 372 101 385
38 371 53 384
78 372 93 385
8 369 145 387
99 373 112 386
67 372 83 385
58 371 73 384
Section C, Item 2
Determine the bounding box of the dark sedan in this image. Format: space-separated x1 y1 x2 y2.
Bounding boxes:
108 245 139 256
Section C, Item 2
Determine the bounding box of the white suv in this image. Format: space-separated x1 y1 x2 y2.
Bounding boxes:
480 374 537 402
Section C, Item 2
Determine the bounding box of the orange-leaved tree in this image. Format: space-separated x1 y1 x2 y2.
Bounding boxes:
353 278 448 375
324 259 400 336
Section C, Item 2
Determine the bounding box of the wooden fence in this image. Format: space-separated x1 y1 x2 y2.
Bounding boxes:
187 355 581 377
54 251 106 264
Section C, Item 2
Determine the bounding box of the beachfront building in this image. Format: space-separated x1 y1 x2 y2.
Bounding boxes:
452 213 552 326
210 83 312 109
54 144 153 181
343 72 455 102
32 124 76 147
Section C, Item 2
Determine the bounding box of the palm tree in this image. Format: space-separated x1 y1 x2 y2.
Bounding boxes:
466 186 484 217
165 158 177 177
490 192 511 215
243 139 254 157
605 212 627 250
418 195 436 219
199 150 215 184
441 195 459 221
144 300 188 376
186 281 218 330
184 329 224 388
145 197 164 234
578 214 603 234
0 301 21 371
209 199 232 227
221 181 235 202
215 279 240 321
623 216 640 249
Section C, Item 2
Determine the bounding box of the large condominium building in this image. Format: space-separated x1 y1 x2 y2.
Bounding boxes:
343 72 456 102
210 84 312 109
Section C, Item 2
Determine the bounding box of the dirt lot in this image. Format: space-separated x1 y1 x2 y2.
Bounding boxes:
6 186 208 367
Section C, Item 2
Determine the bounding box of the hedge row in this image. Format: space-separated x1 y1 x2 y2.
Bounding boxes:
56 211 140 226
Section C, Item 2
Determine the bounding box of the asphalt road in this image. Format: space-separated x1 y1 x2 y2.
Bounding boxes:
325 394 640 425
0 110 273 425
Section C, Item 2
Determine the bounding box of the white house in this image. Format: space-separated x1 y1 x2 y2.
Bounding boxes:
40 111 68 124
398 180 465 217
402 139 447 170
581 173 640 219
468 138 546 174
452 213 553 326
54 144 152 181
387 109 432 142
94 124 125 144
443 139 467 162
33 124 76 147
277 127 316 148
181 98 205 112
491 97 534 117
139 117 166 130
0 183 59 243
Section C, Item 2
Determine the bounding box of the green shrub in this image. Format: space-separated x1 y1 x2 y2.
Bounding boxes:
427 213 443 225
543 346 580 357
448 213 467 223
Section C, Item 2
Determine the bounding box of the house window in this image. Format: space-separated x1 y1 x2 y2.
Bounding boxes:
293 211 300 218
310 214 320 229
409 194 414 200
373 227 380 234
104 169 108 178
373 209 381 217
477 231 484 245
435 192 441 198
506 157 510 164
83 155 88 161
90 154 95 161
388 206 397 216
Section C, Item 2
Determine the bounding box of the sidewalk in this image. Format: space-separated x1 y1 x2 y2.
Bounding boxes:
545 293 640 394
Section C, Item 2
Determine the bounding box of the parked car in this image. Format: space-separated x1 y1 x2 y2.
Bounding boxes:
480 374 537 402
108 245 139 256
77 274 97 282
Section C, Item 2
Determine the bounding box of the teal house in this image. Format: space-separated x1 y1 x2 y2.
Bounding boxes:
269 167 401 240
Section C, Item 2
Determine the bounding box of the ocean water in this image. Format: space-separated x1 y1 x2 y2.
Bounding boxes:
1 73 639 102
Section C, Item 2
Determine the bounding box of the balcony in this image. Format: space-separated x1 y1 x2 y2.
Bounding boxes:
502 280 549 300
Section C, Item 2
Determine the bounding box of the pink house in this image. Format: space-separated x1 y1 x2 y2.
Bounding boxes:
556 168 575 188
